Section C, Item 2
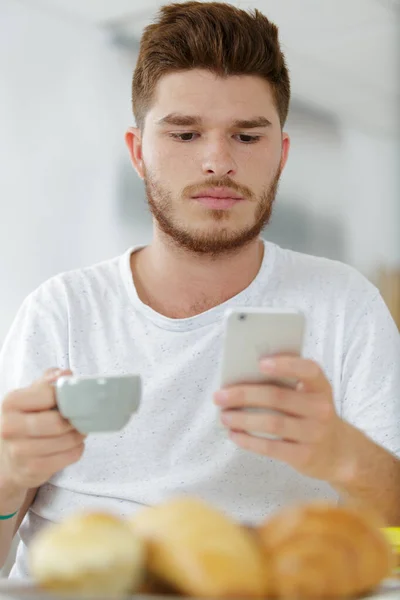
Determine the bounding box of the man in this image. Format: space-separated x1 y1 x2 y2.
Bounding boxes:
0 1 399 579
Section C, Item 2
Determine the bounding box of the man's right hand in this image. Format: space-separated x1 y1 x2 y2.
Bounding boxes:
0 368 86 493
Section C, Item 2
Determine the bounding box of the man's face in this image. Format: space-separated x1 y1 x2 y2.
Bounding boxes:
127 69 289 255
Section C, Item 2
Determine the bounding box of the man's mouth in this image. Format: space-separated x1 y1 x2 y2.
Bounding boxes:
191 187 245 210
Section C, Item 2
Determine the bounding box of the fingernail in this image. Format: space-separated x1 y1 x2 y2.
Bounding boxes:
260 358 276 371
214 390 230 405
220 411 232 425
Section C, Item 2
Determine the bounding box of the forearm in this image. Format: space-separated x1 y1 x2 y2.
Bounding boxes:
331 422 400 526
0 479 28 569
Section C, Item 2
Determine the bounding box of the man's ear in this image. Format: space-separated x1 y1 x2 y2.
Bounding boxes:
125 127 144 179
280 131 290 173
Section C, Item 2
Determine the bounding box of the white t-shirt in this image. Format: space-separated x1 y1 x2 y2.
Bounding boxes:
1 241 399 579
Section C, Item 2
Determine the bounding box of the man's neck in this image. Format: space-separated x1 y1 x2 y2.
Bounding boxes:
131 233 265 319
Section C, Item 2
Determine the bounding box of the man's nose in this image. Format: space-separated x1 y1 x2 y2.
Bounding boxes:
201 140 237 178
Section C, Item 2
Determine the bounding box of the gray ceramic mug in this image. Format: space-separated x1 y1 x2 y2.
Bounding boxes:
55 374 142 434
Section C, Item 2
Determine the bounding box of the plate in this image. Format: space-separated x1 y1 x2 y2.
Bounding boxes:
0 580 399 600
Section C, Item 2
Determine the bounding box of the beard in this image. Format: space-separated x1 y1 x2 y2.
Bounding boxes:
143 166 281 256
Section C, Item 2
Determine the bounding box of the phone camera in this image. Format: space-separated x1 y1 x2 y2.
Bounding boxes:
238 313 246 321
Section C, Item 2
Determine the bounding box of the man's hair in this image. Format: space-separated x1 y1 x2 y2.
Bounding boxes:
132 1 290 130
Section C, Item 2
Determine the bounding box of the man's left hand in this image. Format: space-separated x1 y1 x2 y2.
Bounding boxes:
214 355 357 483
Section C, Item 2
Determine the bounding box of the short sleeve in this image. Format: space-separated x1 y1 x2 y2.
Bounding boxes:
0 279 69 402
341 289 400 457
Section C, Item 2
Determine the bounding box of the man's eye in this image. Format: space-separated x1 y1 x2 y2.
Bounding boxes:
236 134 261 143
170 133 198 142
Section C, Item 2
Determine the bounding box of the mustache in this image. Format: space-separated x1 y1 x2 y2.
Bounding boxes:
183 177 254 200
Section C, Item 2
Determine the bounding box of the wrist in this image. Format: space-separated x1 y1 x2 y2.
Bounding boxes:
328 421 367 490
0 475 28 516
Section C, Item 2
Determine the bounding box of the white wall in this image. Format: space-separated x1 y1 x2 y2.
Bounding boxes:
0 0 152 344
342 131 400 275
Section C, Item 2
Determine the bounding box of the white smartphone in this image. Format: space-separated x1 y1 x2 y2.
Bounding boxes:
218 308 305 439
219 307 305 389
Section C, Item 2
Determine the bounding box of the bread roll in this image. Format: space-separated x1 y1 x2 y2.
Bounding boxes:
257 502 394 598
129 497 268 597
29 512 145 596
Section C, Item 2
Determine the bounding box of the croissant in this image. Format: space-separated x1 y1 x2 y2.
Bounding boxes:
29 512 145 596
129 496 268 597
257 502 394 598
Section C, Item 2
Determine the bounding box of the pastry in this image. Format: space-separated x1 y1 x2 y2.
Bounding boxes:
130 496 268 597
29 511 145 596
257 501 394 598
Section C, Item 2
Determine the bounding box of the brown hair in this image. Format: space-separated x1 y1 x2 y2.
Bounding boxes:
132 1 290 130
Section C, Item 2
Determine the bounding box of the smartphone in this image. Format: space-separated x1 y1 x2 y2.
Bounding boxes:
218 308 305 439
219 307 305 389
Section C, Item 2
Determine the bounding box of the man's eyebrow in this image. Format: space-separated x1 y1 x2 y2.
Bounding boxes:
156 113 202 127
156 114 272 128
231 117 272 129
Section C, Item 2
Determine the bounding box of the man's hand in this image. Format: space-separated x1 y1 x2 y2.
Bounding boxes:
0 368 86 495
214 355 356 484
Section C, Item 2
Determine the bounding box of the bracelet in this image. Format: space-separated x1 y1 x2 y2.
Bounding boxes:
0 510 18 520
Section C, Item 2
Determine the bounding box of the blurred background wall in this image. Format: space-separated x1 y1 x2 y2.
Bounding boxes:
1 0 399 343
